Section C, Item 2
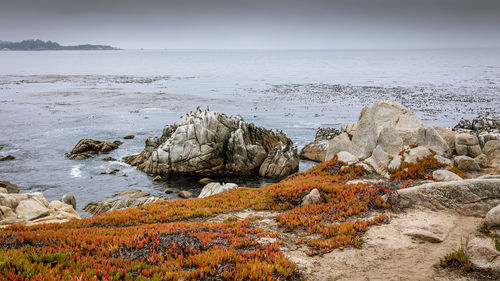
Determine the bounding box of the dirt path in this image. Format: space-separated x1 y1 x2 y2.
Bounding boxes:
210 207 483 281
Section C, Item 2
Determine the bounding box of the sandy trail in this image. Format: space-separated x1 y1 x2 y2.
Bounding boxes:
210 207 483 281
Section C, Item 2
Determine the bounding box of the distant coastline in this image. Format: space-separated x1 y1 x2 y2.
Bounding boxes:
0 39 120 51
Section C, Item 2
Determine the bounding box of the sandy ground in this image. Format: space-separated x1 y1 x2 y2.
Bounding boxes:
209 207 484 281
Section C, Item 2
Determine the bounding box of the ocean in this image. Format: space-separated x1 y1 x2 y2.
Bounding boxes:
1 48 499 215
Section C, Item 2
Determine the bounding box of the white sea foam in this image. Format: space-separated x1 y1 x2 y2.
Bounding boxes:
70 165 82 178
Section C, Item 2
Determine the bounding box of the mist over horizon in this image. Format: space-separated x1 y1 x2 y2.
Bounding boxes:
1 0 499 50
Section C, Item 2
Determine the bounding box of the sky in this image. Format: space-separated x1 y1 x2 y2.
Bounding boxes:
0 0 499 49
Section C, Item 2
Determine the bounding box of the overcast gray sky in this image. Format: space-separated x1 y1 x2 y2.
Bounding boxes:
0 0 499 49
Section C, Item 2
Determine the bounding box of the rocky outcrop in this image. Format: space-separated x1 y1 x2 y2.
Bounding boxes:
67 139 122 160
124 109 299 178
300 128 340 162
326 101 424 162
198 183 238 198
453 112 500 147
398 179 500 217
0 187 80 227
83 189 163 215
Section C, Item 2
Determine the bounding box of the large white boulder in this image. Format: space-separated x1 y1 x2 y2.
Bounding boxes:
198 183 239 198
416 126 451 156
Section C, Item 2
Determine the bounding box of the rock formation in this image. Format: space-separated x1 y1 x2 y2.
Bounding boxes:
83 189 163 215
67 139 122 160
0 184 80 227
124 109 299 178
453 112 500 147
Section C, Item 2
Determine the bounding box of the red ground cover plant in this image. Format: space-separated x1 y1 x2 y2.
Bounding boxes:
0 157 393 280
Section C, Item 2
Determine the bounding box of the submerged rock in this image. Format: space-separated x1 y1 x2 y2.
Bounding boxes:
0 155 15 161
67 139 122 160
83 189 163 215
125 109 299 178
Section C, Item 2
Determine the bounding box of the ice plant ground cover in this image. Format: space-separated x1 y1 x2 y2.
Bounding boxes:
0 155 447 280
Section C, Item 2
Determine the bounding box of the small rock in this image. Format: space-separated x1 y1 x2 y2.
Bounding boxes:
101 156 117 161
67 139 121 160
0 155 15 161
433 155 453 168
199 178 213 185
61 195 76 209
364 145 390 175
454 156 480 171
0 181 20 193
123 135 135 139
403 229 444 243
485 204 500 227
178 191 193 198
152 175 162 182
404 146 431 164
433 126 456 152
109 169 120 175
388 155 402 170
456 133 479 146
163 188 173 194
475 154 490 168
198 183 238 198
336 151 358 164
466 237 500 273
432 169 462 181
325 133 353 161
0 146 3 150
301 188 321 206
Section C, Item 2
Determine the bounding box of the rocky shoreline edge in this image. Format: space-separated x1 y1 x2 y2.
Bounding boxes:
1 100 500 280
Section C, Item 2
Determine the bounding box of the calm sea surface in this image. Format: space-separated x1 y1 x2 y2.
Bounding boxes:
1 49 499 215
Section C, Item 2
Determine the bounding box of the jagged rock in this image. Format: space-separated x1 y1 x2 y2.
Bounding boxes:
433 126 456 153
0 205 15 220
336 151 358 164
125 110 298 178
0 181 19 193
398 179 500 216
178 191 193 198
403 229 444 243
325 133 353 161
377 127 403 156
483 140 500 168
371 101 423 145
454 156 480 171
67 139 121 160
404 147 431 164
198 183 238 198
123 135 135 139
61 194 76 209
432 169 462 182
152 175 162 182
417 126 450 156
341 122 357 138
0 155 15 161
466 237 500 274
259 144 300 178
364 145 390 175
301 189 320 206
485 204 500 227
83 189 162 215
